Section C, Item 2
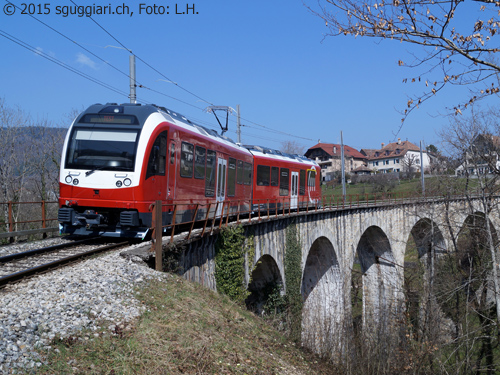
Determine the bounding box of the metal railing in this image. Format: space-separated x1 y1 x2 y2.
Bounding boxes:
148 190 478 270
0 200 59 242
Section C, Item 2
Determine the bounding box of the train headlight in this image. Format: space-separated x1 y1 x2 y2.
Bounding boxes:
65 175 72 184
73 179 79 186
123 178 132 187
116 180 123 187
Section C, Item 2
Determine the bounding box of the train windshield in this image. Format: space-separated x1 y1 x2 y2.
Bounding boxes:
65 128 138 172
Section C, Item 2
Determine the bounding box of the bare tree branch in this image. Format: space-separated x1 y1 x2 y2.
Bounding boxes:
309 0 500 126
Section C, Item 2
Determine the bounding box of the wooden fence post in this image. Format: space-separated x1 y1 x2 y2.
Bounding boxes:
155 200 163 271
41 201 47 239
8 201 14 243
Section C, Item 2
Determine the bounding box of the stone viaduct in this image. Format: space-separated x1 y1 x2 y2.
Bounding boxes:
167 196 500 356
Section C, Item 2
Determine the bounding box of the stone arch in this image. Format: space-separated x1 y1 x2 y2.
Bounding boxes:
245 254 283 314
354 225 398 336
450 211 500 291
301 236 343 355
460 211 499 246
404 218 447 341
409 218 447 259
429 211 500 362
451 211 499 302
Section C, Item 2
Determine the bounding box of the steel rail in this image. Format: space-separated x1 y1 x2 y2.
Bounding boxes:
0 237 99 263
0 241 129 288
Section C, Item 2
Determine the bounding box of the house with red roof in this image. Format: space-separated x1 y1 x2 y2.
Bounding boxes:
362 138 430 174
305 141 367 182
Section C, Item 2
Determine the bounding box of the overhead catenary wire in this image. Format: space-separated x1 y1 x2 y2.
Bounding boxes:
0 30 130 98
0 9 211 119
0 16 218 128
2 0 133 84
0 28 227 134
3 0 218 116
232 112 315 142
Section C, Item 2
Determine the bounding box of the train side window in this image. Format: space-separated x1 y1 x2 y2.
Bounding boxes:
280 168 289 196
180 142 194 178
170 142 175 164
299 170 306 195
146 131 167 179
271 167 279 186
244 162 252 186
205 149 216 196
237 160 244 185
257 165 270 186
308 170 316 187
194 146 206 179
227 158 236 196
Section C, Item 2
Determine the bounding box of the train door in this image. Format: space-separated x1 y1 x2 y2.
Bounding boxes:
291 171 298 209
216 157 227 216
145 131 168 199
167 140 176 200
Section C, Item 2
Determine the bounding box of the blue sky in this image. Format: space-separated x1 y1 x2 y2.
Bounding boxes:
0 0 492 152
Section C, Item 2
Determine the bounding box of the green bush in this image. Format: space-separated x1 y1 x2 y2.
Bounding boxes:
284 222 303 342
215 226 252 304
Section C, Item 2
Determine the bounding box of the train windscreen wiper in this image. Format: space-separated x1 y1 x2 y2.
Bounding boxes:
85 166 108 177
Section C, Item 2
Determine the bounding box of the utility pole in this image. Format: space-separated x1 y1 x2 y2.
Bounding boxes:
129 54 136 104
236 104 241 144
420 140 425 196
341 131 346 200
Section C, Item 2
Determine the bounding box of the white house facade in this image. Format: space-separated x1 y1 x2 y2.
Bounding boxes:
363 139 430 174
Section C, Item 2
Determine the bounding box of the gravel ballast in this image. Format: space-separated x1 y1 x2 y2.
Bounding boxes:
0 242 165 373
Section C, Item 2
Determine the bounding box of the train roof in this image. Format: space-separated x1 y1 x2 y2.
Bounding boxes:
76 102 243 149
244 144 319 166
75 103 317 165
155 105 237 144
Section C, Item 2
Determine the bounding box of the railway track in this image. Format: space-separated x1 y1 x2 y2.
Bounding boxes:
0 239 131 288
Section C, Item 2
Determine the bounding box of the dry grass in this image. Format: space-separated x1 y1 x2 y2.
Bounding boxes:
35 274 332 375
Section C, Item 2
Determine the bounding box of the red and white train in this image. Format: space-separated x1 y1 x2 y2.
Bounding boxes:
58 103 321 239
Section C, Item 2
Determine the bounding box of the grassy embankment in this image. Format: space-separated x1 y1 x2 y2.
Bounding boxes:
36 275 332 375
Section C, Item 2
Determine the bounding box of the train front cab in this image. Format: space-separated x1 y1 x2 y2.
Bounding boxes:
58 104 174 239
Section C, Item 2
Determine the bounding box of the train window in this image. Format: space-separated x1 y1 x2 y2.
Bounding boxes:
299 170 306 195
308 170 316 187
256 165 270 186
244 162 252 186
271 167 279 186
180 142 194 178
237 160 244 185
66 128 138 172
280 168 289 196
194 146 206 179
146 131 167 179
170 142 175 164
227 158 236 196
205 150 216 196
